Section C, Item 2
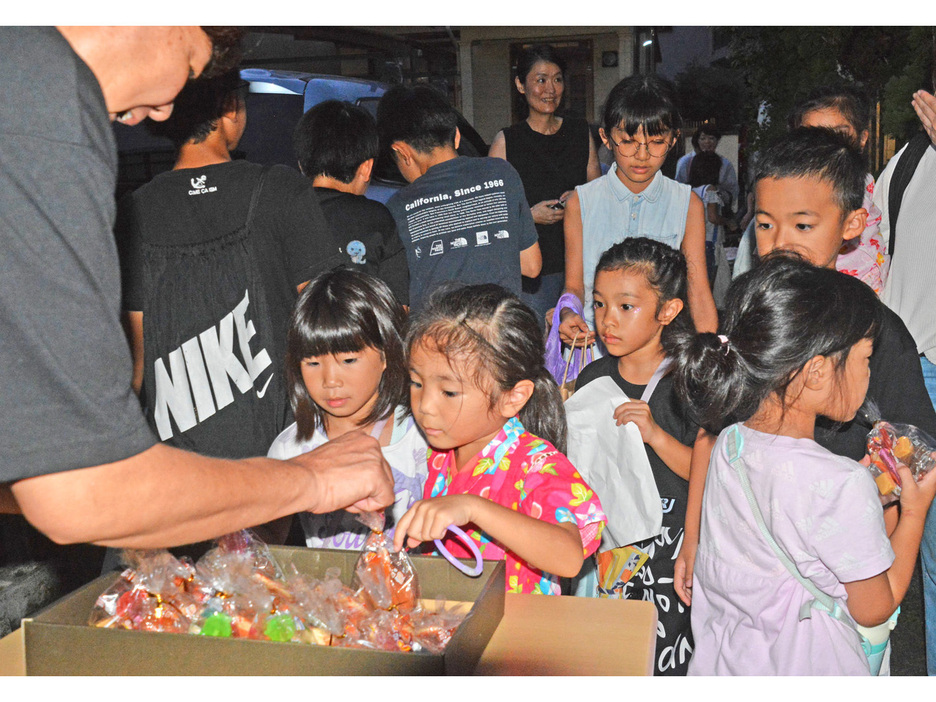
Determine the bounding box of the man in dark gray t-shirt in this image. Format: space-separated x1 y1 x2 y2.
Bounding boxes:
0 27 393 550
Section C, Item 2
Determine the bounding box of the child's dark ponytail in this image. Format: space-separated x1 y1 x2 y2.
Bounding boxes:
671 331 755 436
522 366 568 454
406 284 568 453
673 251 882 435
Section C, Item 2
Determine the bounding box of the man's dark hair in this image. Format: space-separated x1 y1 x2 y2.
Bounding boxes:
293 100 379 183
753 126 866 216
147 68 244 149
200 27 244 79
377 84 458 154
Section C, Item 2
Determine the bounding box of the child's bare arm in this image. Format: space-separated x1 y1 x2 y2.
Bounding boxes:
674 429 716 606
612 400 691 479
393 494 586 578
682 194 718 333
844 463 936 626
520 241 543 278
123 310 144 395
558 192 594 346
883 504 899 536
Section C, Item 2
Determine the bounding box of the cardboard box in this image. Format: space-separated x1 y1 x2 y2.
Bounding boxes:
22 546 505 675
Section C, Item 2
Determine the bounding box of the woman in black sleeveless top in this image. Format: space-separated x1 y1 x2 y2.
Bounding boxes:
489 44 601 326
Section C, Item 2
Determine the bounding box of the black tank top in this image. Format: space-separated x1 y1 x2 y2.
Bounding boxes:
503 117 591 275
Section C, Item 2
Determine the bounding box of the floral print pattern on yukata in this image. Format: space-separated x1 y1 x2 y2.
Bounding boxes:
424 416 606 595
836 173 889 295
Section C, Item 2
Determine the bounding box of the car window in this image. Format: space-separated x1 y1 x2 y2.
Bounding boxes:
355 97 381 120
237 93 305 168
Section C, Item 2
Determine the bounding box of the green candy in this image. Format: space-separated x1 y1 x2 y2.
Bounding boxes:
200 612 233 638
264 614 296 642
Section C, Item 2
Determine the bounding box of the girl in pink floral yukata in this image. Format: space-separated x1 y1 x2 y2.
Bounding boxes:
392 284 607 594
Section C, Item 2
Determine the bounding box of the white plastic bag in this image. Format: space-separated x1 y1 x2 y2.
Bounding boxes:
565 376 662 550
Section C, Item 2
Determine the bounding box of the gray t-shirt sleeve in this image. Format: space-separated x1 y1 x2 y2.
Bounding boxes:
0 32 156 482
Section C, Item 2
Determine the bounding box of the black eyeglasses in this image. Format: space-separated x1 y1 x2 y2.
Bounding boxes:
606 133 673 158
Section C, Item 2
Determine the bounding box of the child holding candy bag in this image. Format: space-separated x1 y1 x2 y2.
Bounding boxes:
267 269 428 548
572 237 701 675
674 129 936 658
672 252 936 675
392 284 607 594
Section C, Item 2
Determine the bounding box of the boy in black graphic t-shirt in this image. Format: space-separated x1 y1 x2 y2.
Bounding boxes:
293 100 410 306
378 85 541 311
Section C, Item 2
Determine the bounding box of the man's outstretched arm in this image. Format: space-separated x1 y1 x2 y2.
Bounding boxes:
10 431 394 548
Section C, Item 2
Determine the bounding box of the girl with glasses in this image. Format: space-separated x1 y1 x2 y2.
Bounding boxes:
557 74 716 354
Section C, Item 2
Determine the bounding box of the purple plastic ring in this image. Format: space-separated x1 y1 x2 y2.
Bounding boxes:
434 524 484 577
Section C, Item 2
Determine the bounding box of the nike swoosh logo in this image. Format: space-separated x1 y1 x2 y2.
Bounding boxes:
256 373 274 399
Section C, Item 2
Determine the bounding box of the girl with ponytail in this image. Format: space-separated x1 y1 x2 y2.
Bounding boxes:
571 237 698 675
393 283 607 595
673 251 936 675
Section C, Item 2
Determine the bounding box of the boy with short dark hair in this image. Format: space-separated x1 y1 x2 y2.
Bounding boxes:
293 100 409 305
676 128 936 641
750 127 936 455
377 84 542 311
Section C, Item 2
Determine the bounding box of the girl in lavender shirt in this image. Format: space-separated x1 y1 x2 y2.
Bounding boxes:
671 253 936 675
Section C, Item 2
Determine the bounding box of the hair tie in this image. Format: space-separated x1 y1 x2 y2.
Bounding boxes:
717 334 730 356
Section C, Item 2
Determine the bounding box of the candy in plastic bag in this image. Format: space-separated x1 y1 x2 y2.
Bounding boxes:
89 550 197 633
866 420 936 502
410 599 470 654
285 565 355 639
344 608 414 652
352 512 420 613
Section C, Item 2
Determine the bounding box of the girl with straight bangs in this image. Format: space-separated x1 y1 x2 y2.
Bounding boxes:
394 284 607 595
558 74 716 364
268 268 428 550
672 252 936 676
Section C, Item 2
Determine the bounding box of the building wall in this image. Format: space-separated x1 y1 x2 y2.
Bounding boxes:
459 27 636 143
